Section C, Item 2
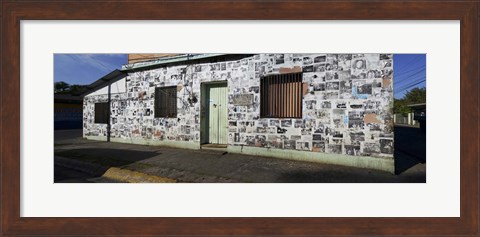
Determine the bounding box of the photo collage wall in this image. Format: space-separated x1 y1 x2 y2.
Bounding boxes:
84 53 394 158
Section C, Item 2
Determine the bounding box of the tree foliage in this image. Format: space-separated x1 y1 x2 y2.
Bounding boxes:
54 81 88 95
54 81 70 92
394 87 426 115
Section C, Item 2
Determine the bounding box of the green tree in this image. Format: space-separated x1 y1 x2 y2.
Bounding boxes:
68 84 88 95
54 82 88 95
394 98 410 115
54 81 70 93
403 87 426 105
394 87 426 115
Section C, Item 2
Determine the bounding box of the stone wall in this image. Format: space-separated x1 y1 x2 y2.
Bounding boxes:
84 53 394 158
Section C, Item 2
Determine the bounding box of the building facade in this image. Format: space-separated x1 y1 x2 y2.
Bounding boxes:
54 94 83 130
83 54 395 172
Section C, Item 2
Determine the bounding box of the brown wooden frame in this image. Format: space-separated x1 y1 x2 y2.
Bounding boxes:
1 1 478 236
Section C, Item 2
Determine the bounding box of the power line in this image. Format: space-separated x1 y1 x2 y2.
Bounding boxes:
394 54 424 72
85 55 117 72
394 67 425 82
66 54 81 64
394 69 426 88
396 79 426 92
394 65 425 79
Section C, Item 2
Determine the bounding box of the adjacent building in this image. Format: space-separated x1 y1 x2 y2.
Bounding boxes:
54 94 83 130
83 54 395 172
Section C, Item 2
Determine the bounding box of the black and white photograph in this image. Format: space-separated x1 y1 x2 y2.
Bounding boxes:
305 100 316 110
313 64 326 72
345 145 360 156
283 139 296 150
379 139 394 154
274 54 285 64
326 82 340 90
302 65 314 72
312 134 323 141
321 101 331 109
314 55 326 63
354 81 373 95
294 119 305 128
352 59 366 69
328 144 342 154
313 83 326 91
281 119 292 127
269 119 280 127
312 141 326 152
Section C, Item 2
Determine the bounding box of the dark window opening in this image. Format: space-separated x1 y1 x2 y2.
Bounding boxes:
260 73 303 118
155 86 177 118
94 102 109 124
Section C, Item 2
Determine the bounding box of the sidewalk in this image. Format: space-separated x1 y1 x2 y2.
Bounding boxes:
54 136 426 183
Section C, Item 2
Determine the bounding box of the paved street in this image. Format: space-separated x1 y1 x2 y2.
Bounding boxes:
54 164 121 183
54 129 426 183
54 164 94 183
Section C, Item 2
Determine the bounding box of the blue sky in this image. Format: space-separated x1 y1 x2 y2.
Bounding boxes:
54 54 426 99
393 54 426 99
54 54 128 85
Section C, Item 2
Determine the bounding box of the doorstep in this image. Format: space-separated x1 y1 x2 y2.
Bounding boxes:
201 143 228 152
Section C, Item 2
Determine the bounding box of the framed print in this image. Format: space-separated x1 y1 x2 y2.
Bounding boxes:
1 1 478 236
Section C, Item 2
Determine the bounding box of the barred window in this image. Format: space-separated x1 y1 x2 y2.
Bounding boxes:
260 73 303 118
94 102 109 124
155 86 177 118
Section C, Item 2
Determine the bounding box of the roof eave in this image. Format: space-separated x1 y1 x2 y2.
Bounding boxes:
121 54 227 71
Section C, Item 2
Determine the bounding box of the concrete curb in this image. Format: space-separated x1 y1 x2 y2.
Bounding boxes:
54 156 176 183
101 167 176 183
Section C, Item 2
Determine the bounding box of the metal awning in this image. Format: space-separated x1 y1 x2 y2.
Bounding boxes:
80 69 127 97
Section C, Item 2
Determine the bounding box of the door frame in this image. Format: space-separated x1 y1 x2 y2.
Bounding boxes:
200 81 228 145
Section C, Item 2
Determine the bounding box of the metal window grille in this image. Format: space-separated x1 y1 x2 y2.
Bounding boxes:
155 86 177 118
260 73 303 118
94 102 109 124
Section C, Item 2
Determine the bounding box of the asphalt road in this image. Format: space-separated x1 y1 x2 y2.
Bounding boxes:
55 164 122 183
54 165 94 183
54 128 426 183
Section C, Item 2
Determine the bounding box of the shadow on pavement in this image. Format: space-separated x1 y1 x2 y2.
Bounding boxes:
54 148 160 182
276 170 424 183
55 148 159 166
394 125 426 175
276 170 395 183
54 164 99 183
54 129 425 183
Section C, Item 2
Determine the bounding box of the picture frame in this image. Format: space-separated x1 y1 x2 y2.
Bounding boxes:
1 1 478 236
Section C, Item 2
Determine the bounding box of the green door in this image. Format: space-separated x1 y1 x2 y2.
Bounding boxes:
208 83 228 144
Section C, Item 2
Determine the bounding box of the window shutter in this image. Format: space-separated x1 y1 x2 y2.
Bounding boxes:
155 86 177 118
94 102 109 124
260 73 303 118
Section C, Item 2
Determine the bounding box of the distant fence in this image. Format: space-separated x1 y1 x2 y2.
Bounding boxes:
394 113 418 127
